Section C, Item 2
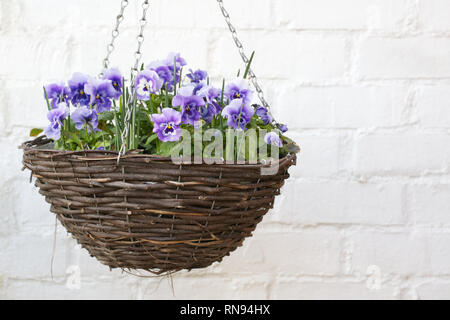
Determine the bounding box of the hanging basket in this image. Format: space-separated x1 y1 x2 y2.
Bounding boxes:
21 136 296 274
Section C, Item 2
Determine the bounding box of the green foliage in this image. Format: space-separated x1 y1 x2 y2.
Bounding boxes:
30 128 43 137
243 51 255 79
43 87 51 111
45 57 298 161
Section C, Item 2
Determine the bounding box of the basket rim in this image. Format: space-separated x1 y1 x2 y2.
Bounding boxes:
21 136 297 168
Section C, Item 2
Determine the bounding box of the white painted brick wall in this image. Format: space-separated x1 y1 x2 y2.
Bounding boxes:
1 0 450 300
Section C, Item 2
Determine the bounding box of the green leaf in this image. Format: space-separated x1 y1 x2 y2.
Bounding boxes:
98 111 114 121
157 141 179 157
164 84 169 108
93 131 104 140
243 51 255 79
30 128 43 137
144 133 158 146
43 86 51 111
173 56 177 96
220 78 225 106
62 131 83 148
94 140 111 150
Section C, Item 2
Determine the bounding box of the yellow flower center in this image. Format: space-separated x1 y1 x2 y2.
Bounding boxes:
96 94 100 99
80 90 84 95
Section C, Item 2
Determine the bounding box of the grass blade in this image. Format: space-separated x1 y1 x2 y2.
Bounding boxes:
43 86 51 111
243 51 255 79
173 56 177 96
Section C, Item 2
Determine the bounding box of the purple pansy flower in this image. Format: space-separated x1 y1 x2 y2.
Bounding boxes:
198 101 221 123
164 52 187 71
264 132 283 147
172 94 205 125
44 82 70 108
224 78 253 105
151 108 182 142
102 68 123 99
84 78 116 113
196 82 221 101
135 70 163 100
195 83 222 123
147 60 174 89
177 84 196 97
187 69 207 83
255 104 273 125
71 106 99 131
278 124 288 133
221 98 255 130
68 73 91 106
44 102 69 140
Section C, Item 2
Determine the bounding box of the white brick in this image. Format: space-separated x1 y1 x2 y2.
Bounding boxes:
426 234 450 275
351 231 450 276
416 281 450 300
1 232 73 279
359 37 450 79
153 0 274 30
355 133 450 176
419 0 450 31
273 86 408 129
407 184 450 225
283 132 346 178
416 86 450 128
73 29 211 77
0 130 54 234
11 180 56 230
0 275 5 299
1 1 78 34
135 275 267 299
274 0 410 31
70 244 120 279
75 0 141 29
3 278 134 300
272 280 399 299
0 134 26 236
211 32 347 81
0 131 33 181
351 231 429 275
1 82 50 133
214 229 341 275
0 35 77 81
271 181 404 225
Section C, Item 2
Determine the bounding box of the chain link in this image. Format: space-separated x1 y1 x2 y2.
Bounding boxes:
99 0 129 77
216 0 272 112
131 0 150 77
118 0 150 163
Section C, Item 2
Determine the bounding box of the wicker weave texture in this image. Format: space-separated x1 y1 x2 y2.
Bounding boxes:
21 137 296 274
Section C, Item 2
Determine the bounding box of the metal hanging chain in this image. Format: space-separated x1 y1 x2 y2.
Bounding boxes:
216 0 271 112
100 0 129 77
118 0 150 162
131 0 150 77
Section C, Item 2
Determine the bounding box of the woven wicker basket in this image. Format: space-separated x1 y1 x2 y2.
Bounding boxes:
21 136 296 274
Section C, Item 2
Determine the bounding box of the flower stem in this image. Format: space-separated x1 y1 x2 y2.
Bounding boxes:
173 56 177 96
